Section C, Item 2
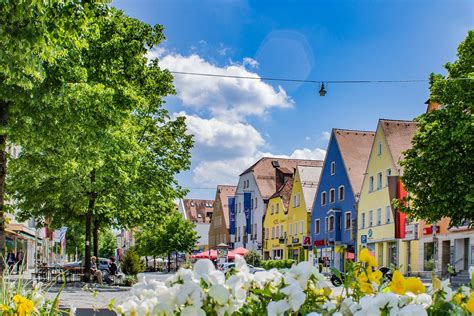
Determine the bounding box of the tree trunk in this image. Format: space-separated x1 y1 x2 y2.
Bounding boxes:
84 170 96 282
93 219 99 258
153 255 156 271
175 250 178 271
0 101 9 274
167 253 171 273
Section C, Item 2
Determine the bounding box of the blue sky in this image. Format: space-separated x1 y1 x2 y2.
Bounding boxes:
113 0 473 199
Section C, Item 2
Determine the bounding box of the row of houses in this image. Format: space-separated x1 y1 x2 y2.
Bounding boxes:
178 101 473 276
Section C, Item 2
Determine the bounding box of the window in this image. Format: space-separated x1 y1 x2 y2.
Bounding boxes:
369 176 374 192
386 205 391 223
293 193 300 207
300 221 304 234
255 198 258 209
361 213 366 228
271 205 274 214
265 228 269 240
254 223 257 239
345 212 351 229
330 189 335 203
289 223 292 236
386 169 392 186
329 216 335 231
276 226 280 238
280 225 284 238
321 191 327 205
331 161 335 175
237 227 241 242
377 208 382 225
377 141 382 155
338 186 345 201
315 219 320 234
377 172 383 190
369 210 373 227
325 217 329 232
276 203 280 214
272 227 275 239
294 222 298 235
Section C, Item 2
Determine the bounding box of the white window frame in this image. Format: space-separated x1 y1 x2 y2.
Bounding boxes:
289 223 292 236
265 228 269 240
271 205 274 215
369 210 373 227
321 191 327 205
377 141 382 155
315 219 320 234
300 221 304 235
276 203 280 214
331 161 335 175
329 215 335 231
377 172 383 190
280 224 284 238
276 226 280 238
294 222 298 235
369 176 374 192
338 185 345 201
386 168 392 187
272 227 275 239
361 213 365 229
386 205 391 223
377 208 382 225
325 217 329 232
345 212 351 229
330 188 335 203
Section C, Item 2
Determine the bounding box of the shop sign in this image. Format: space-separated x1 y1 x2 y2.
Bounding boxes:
278 238 285 244
423 226 440 235
368 229 373 239
361 235 367 244
405 224 417 240
314 239 326 247
217 248 228 259
292 237 299 244
302 236 311 247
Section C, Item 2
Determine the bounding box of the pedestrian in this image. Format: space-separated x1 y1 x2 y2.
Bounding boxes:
16 249 24 274
105 257 118 284
6 249 15 273
90 256 103 284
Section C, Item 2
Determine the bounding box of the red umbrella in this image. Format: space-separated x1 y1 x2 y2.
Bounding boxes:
233 247 249 256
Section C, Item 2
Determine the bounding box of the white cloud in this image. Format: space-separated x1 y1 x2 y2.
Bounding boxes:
289 147 326 160
176 112 265 157
321 131 331 141
159 52 293 120
243 57 259 68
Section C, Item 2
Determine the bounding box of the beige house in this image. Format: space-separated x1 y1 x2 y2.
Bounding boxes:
208 185 237 249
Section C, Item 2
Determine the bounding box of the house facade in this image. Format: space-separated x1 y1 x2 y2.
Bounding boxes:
287 165 322 262
178 198 214 251
208 185 236 249
357 119 418 274
263 177 293 260
232 158 323 252
311 129 374 270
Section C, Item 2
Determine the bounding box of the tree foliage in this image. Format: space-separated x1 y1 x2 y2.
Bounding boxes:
401 31 474 226
121 247 144 277
244 249 262 267
99 228 117 259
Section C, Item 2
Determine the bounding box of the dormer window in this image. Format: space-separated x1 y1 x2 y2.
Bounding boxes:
190 202 195 207
331 162 335 175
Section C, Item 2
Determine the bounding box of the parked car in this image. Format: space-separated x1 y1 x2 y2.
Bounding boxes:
63 257 110 273
218 262 264 274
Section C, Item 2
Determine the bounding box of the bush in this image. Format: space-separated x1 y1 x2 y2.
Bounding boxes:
121 247 144 277
244 249 262 267
261 259 295 270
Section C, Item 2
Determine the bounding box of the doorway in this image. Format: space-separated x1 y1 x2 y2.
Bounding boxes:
441 240 450 276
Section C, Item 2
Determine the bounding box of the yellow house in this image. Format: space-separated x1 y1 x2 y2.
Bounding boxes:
286 166 322 262
357 119 418 274
263 178 293 260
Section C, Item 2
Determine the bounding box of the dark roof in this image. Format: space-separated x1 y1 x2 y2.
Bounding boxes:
269 177 294 212
333 128 376 196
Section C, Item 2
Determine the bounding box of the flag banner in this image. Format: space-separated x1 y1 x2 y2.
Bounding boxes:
244 192 252 234
228 196 236 235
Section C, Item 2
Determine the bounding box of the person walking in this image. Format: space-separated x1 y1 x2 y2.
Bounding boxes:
16 250 24 274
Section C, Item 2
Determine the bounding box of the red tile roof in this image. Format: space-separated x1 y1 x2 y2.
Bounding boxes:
182 199 215 223
269 176 294 212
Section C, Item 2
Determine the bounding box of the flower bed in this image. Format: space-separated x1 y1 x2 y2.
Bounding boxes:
116 250 474 315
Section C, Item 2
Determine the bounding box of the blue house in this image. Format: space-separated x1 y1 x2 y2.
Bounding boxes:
310 129 375 270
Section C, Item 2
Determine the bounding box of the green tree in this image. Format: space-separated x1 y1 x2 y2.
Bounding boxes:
401 31 474 226
8 7 192 280
0 0 104 269
121 247 144 277
98 228 117 259
244 249 262 267
136 210 198 272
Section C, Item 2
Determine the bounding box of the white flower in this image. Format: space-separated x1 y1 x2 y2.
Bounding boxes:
208 284 230 305
413 293 432 308
31 292 45 307
267 300 291 316
175 282 204 308
181 305 206 316
194 259 216 277
469 266 474 279
355 293 399 316
69 305 76 315
322 300 336 311
397 303 428 315
254 269 283 288
285 261 319 289
280 283 306 312
116 299 138 315
166 267 195 285
340 298 360 315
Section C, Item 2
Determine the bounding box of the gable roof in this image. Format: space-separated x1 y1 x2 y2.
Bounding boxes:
333 129 376 196
296 165 323 212
182 199 214 223
379 119 417 175
269 177 294 212
214 185 237 228
240 157 323 200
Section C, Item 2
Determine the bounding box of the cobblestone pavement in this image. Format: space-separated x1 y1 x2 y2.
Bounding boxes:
45 272 173 315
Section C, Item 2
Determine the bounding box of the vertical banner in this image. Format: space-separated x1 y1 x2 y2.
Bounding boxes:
244 192 252 234
228 196 236 235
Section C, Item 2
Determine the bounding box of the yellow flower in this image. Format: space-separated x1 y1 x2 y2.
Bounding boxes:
359 248 370 263
405 277 426 294
452 293 464 305
389 270 406 295
13 294 34 316
0 304 9 311
467 293 474 313
359 281 374 294
368 269 383 285
368 255 378 268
